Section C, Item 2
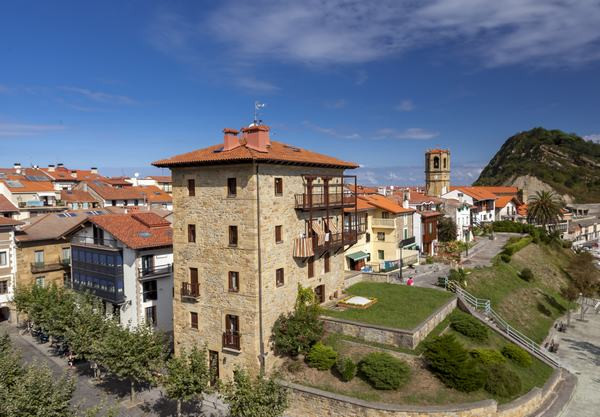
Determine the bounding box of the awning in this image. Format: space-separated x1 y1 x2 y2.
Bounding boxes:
293 237 314 258
402 243 418 250
311 220 326 246
347 251 369 261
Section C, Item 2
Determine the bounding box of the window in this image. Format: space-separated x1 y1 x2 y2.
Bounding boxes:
145 306 157 326
111 200 116 206
0 281 7 294
0 251 7 267
61 247 70 263
187 179 195 196
381 212 390 219
34 250 44 265
403 228 409 240
275 225 282 243
143 280 158 302
378 250 384 260
307 257 314 278
276 268 284 287
324 251 330 273
190 312 198 329
274 178 283 196
315 284 325 303
443 157 447 169
227 178 237 196
365 232 370 243
224 314 240 350
433 156 440 169
35 276 45 287
228 271 239 292
377 232 385 241
188 224 196 243
229 226 238 246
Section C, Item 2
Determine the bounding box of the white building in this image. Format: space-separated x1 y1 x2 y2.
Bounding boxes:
70 212 173 334
443 199 472 242
442 187 496 225
0 218 22 323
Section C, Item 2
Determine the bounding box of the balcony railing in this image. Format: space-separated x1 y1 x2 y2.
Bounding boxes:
138 264 173 279
71 236 120 249
314 229 358 251
30 261 70 273
71 281 125 304
371 218 396 228
181 282 200 298
222 331 241 350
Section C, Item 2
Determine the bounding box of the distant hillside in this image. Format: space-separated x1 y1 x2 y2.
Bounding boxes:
474 128 600 203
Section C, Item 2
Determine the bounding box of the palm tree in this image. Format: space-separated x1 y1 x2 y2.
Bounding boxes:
527 191 564 228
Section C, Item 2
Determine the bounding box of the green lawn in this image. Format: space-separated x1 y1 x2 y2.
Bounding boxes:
322 282 454 330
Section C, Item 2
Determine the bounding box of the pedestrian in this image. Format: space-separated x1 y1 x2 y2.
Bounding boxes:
407 277 414 286
68 352 74 368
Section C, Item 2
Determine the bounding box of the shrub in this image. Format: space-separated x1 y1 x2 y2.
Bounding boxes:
306 342 337 370
561 240 572 249
500 253 512 263
359 352 410 390
470 348 506 366
450 311 488 342
423 335 485 392
335 357 357 382
484 364 522 398
520 268 534 282
501 344 533 367
287 360 302 374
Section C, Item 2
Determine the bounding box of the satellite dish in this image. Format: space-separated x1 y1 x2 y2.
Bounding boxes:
134 172 140 178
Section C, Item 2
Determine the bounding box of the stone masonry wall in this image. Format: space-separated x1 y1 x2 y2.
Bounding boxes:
321 297 457 349
171 162 351 380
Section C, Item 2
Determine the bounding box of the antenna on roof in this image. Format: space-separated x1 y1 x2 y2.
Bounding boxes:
254 101 266 125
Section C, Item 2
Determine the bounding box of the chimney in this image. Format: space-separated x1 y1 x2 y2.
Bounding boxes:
13 162 21 169
57 163 64 168
402 199 409 209
223 128 241 151
48 164 55 172
241 124 270 152
71 170 77 178
90 167 98 174
403 189 411 202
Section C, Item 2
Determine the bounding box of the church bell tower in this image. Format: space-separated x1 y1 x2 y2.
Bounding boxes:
425 149 450 197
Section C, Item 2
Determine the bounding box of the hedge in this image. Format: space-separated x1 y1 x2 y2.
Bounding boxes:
470 348 506 366
306 342 338 370
359 352 410 390
450 311 488 342
501 344 533 367
502 236 532 256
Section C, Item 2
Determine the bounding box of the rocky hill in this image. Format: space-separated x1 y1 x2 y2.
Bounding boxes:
474 127 600 203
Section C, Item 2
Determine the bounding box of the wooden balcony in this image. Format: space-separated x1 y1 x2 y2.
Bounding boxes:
181 282 200 298
222 331 241 351
295 192 355 210
314 229 358 251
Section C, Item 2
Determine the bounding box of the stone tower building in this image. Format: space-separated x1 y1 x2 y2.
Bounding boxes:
153 124 358 380
425 149 450 197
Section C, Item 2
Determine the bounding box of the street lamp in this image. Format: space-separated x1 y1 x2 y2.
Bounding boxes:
463 226 471 257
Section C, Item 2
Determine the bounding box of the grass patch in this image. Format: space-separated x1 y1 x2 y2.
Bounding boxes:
465 243 574 343
323 282 454 330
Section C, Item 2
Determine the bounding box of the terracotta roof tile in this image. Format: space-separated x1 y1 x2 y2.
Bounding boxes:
138 185 172 204
0 177 55 193
0 217 23 226
495 195 518 209
147 176 172 183
60 189 98 203
84 181 146 200
359 194 415 215
0 194 18 212
89 213 172 249
153 138 358 169
452 186 497 201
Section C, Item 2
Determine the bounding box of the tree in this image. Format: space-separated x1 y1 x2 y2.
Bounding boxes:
527 191 564 228
64 293 109 364
164 346 210 417
271 284 323 356
565 252 600 321
438 217 458 242
221 368 288 417
95 322 168 403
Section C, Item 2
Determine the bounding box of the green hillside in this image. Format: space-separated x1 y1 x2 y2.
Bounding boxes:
474 127 600 203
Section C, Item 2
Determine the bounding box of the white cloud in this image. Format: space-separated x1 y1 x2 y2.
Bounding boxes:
0 123 65 137
395 99 415 112
303 121 361 139
584 134 600 143
206 0 600 67
324 99 347 109
375 128 439 140
235 77 280 93
59 86 136 105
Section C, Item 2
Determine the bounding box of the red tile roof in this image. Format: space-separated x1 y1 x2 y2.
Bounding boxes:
138 185 172 204
0 217 23 226
359 194 414 215
495 195 519 209
89 213 172 249
0 178 55 193
84 181 146 201
40 167 105 182
60 189 98 203
346 184 379 194
0 195 18 212
153 137 358 169
147 176 172 183
104 177 132 187
420 210 443 218
452 186 497 201
427 149 449 154
344 197 376 212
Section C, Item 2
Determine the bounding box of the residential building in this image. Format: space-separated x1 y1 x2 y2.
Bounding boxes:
421 211 443 256
0 171 65 219
393 188 444 212
0 195 19 219
344 195 418 272
425 149 450 197
442 187 497 225
60 189 100 210
39 164 104 190
153 123 358 379
77 180 173 209
0 217 23 323
70 212 174 333
495 195 520 220
130 176 173 194
567 217 600 245
443 198 472 242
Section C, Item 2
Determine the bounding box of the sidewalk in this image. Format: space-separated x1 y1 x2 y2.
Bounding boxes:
1 323 227 417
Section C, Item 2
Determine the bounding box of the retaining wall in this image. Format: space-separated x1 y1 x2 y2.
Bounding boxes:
321 296 457 349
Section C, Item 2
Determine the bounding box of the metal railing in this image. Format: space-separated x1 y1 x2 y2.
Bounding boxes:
446 280 561 368
181 282 200 298
71 236 120 249
30 261 70 273
137 264 173 278
222 331 241 350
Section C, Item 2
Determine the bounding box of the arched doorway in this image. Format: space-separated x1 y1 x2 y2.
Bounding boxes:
0 306 10 322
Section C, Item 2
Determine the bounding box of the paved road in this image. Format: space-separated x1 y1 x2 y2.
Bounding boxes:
0 323 226 417
555 311 600 417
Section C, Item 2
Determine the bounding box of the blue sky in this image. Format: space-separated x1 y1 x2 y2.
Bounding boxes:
1 0 600 185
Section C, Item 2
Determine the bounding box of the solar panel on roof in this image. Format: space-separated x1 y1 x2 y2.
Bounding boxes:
138 232 152 238
25 175 49 182
5 180 23 188
57 213 78 218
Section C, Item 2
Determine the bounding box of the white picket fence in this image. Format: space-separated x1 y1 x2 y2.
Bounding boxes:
445 279 561 368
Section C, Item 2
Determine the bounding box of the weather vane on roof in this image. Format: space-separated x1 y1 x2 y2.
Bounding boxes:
254 101 266 125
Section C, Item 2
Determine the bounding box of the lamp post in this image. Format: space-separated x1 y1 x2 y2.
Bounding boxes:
463 226 470 258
